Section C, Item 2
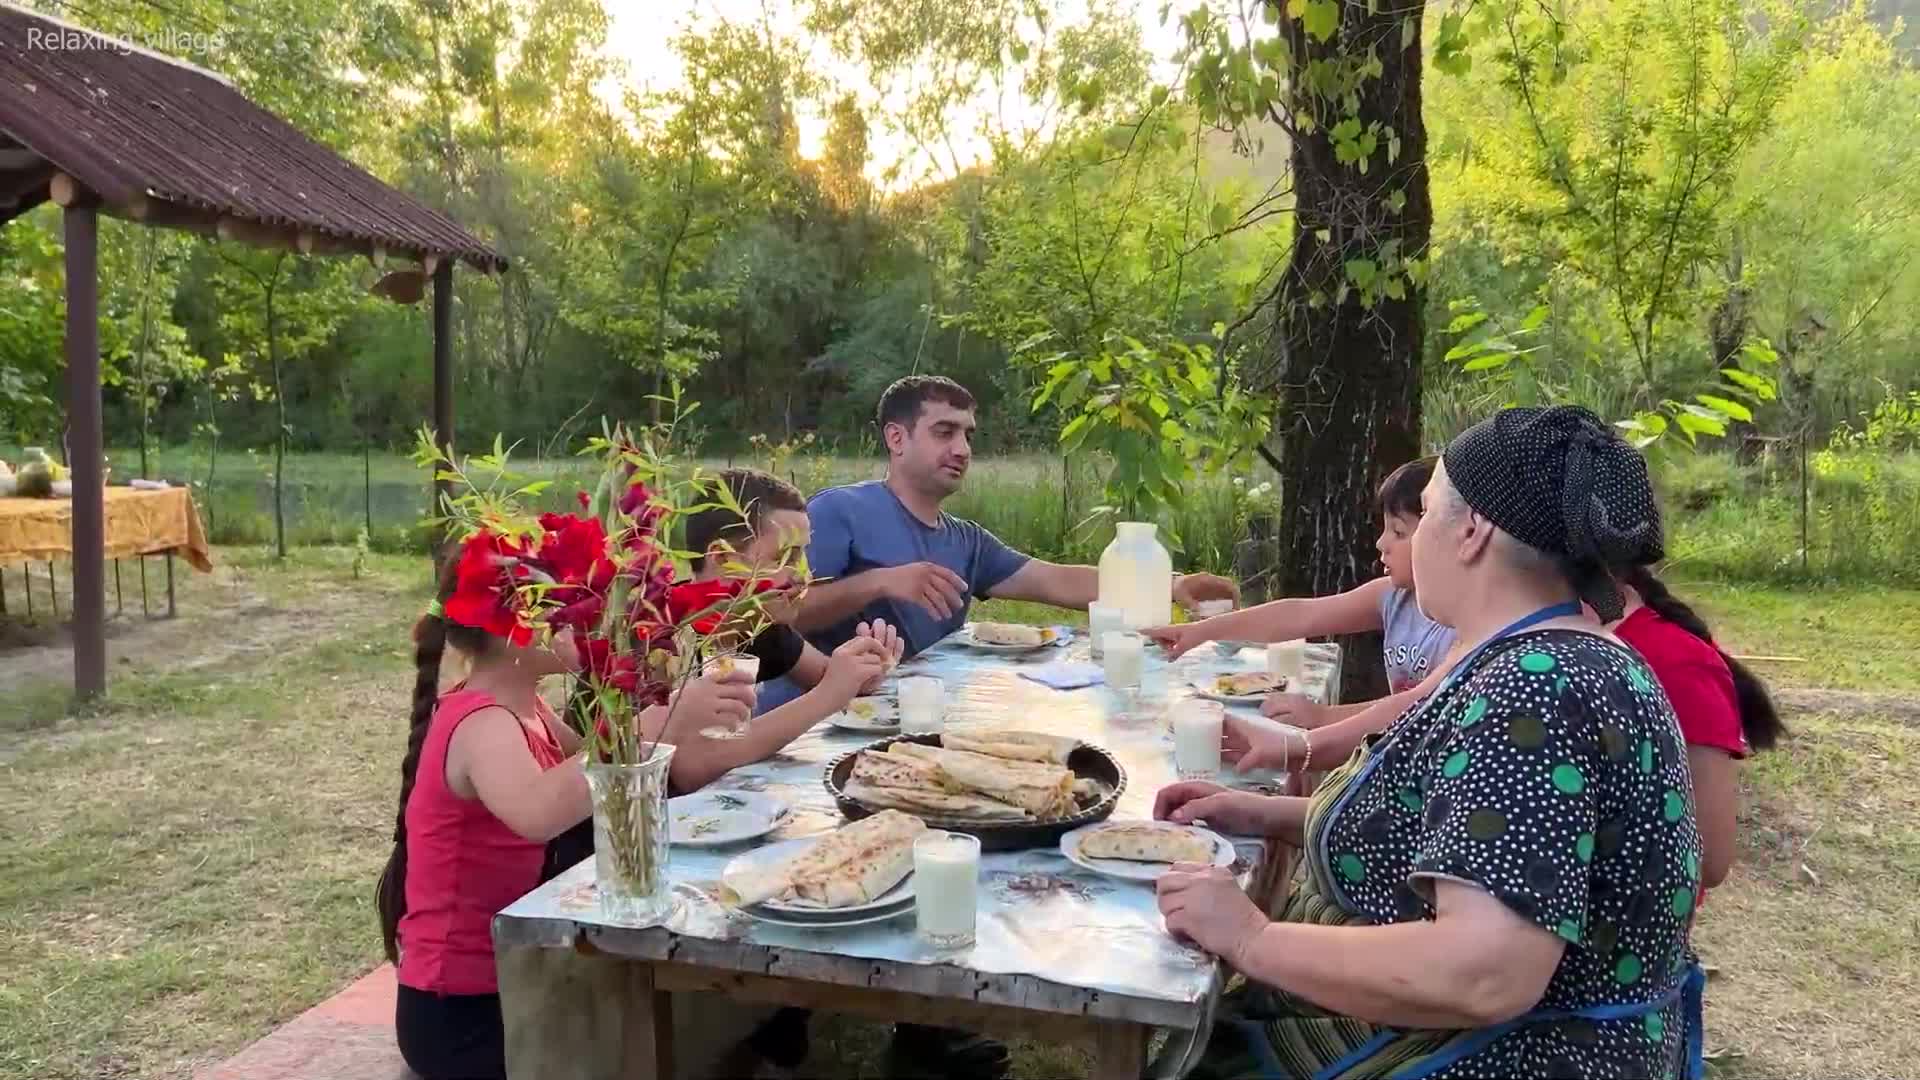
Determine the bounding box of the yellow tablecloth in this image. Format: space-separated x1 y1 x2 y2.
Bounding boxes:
0 487 213 572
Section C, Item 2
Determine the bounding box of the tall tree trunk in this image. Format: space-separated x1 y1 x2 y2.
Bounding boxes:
1269 1 1430 704
1711 241 1755 452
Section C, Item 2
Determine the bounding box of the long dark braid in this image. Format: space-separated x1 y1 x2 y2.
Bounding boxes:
376 560 486 963
1620 564 1785 751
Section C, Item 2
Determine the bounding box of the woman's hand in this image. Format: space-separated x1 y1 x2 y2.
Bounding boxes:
1153 781 1279 835
1261 691 1329 730
1220 712 1306 774
821 637 890 703
854 619 905 693
1158 864 1267 967
1140 621 1213 660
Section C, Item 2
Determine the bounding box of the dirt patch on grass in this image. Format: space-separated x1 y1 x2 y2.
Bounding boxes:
1693 711 1920 1079
0 549 423 734
1773 688 1920 726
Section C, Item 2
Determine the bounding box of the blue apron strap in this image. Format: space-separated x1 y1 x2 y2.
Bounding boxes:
1346 962 1705 1080
1684 963 1707 1080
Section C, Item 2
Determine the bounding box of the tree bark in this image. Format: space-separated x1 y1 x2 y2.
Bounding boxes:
1268 2 1430 704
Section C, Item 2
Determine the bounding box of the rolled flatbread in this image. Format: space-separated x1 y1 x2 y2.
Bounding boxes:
791 817 922 907
844 780 1030 820
723 809 925 907
849 750 947 791
970 622 1053 646
942 730 1079 765
1078 823 1216 865
886 743 1072 816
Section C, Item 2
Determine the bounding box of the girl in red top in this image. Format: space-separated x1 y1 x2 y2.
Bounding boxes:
374 563 756 1080
1610 564 1786 889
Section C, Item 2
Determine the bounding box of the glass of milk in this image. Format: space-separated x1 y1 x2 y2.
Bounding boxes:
1102 631 1144 690
1173 699 1225 779
913 830 981 949
1191 598 1235 620
1088 603 1126 659
698 653 761 740
899 676 945 735
1266 640 1306 687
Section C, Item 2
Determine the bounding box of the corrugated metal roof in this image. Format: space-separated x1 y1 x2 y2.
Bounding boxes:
0 3 506 271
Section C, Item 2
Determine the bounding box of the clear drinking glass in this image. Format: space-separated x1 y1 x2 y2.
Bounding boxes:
1088 603 1125 659
1102 631 1144 690
1266 640 1306 687
899 675 945 734
913 830 980 949
1173 700 1225 780
698 653 761 740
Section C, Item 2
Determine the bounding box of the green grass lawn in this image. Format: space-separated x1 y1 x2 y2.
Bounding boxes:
1 552 1916 1078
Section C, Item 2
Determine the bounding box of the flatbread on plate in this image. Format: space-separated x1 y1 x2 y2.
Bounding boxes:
1077 822 1216 865
722 809 924 908
969 622 1056 647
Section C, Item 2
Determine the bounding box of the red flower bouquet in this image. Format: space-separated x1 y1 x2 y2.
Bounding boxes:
415 409 807 766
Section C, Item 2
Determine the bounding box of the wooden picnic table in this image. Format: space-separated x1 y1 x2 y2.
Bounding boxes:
493 630 1342 1080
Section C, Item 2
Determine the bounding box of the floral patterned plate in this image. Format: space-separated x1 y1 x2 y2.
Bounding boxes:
668 790 786 848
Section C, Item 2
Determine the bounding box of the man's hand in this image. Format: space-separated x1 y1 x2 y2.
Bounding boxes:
876 562 968 620
1173 573 1240 611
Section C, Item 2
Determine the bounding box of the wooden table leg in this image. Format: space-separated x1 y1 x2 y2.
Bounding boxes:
1091 1020 1150 1080
625 962 675 1080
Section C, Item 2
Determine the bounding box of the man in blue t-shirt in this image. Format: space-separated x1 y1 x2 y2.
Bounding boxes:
759 374 1236 711
741 375 1236 1080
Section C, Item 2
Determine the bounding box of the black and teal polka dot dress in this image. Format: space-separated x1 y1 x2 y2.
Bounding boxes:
1315 629 1702 1078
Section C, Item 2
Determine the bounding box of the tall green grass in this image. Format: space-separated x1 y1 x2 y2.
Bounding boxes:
11 441 1917 584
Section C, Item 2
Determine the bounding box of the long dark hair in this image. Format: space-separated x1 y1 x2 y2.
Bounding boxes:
375 556 494 964
1618 564 1785 752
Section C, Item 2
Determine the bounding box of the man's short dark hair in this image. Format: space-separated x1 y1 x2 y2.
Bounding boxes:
1377 455 1436 519
683 467 806 570
876 375 977 436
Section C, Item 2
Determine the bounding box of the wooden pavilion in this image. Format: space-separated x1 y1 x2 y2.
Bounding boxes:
0 3 506 699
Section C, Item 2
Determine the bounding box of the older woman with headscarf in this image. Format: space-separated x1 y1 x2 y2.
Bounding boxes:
1153 406 1705 1080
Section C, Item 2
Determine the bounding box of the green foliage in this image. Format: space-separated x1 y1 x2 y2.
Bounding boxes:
1028 331 1270 545
1438 295 1780 449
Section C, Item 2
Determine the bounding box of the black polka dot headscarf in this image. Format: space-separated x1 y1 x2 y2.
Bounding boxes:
1441 405 1663 620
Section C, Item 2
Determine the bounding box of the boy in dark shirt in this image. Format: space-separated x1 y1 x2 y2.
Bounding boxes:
658 468 902 793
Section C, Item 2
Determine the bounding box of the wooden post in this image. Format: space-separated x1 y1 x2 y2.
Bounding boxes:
431 260 454 557
64 203 106 700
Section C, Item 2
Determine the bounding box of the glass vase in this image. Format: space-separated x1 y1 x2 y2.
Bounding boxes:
584 744 676 927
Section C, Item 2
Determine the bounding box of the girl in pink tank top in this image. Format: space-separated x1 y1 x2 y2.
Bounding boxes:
375 564 592 1080
377 551 764 1079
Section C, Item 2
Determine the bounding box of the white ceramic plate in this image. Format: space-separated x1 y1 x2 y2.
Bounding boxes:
1189 673 1286 706
736 901 916 930
827 697 901 733
1060 822 1236 883
722 835 916 917
957 624 1063 653
668 790 786 848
